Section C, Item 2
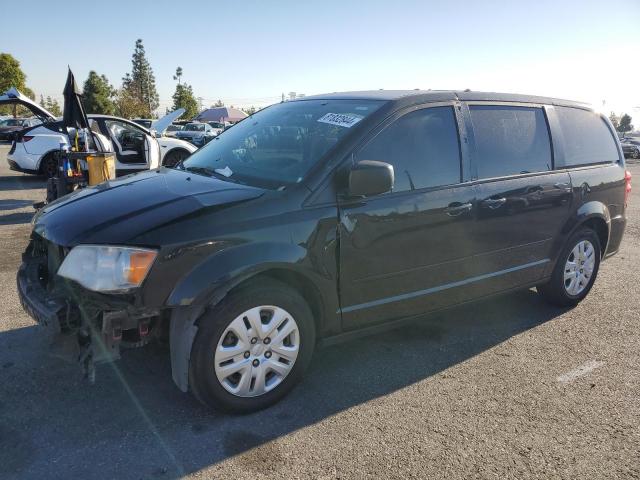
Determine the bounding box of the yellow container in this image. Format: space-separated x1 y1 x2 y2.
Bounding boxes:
87 153 116 186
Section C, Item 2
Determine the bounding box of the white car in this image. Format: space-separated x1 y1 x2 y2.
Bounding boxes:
0 88 197 177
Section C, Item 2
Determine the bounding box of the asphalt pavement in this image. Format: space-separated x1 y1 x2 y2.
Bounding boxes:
0 143 638 480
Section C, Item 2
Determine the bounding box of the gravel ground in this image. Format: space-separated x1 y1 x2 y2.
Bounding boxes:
0 143 638 480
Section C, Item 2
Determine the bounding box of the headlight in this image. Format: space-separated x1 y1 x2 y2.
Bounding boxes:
57 245 157 292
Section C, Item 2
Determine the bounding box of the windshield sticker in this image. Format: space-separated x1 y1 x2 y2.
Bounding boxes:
317 113 362 128
215 166 233 177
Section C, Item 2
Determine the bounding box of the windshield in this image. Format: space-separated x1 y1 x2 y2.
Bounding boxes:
182 99 383 189
185 123 206 131
167 125 182 131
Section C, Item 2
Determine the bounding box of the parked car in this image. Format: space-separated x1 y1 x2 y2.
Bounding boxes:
164 124 184 138
132 118 153 129
621 136 640 159
0 117 42 141
174 122 217 146
207 121 225 136
17 90 629 413
0 88 197 175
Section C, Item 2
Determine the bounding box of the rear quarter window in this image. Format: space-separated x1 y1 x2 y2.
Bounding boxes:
556 107 620 166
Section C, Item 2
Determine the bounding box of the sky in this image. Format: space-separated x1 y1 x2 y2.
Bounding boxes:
2 0 639 117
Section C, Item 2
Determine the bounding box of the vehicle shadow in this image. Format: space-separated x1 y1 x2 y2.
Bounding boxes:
0 289 566 479
0 175 45 191
0 211 34 225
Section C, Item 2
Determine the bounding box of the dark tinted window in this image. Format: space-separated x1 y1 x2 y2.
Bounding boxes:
469 106 552 178
556 107 620 166
356 106 461 192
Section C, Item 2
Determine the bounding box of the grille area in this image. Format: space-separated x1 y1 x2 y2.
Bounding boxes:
27 235 66 290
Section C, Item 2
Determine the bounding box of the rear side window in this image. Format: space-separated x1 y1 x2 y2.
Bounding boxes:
356 106 461 192
469 106 552 179
556 107 620 166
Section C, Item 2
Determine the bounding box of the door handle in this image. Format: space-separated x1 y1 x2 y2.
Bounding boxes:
482 197 507 209
445 202 473 216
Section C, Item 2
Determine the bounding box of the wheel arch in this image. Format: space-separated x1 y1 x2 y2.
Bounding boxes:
169 251 339 392
36 149 59 173
162 147 192 166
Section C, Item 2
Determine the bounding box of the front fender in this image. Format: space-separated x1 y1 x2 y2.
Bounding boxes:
166 241 333 393
167 241 310 308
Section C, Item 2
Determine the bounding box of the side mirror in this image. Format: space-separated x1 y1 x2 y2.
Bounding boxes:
150 129 159 138
348 160 394 197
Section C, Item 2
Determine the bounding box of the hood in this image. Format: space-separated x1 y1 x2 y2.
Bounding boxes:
151 108 185 135
0 87 56 121
33 168 264 246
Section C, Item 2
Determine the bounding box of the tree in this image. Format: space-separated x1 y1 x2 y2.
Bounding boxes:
121 39 159 118
173 66 183 85
114 87 147 119
172 84 198 120
213 99 224 107
243 106 257 115
39 95 61 116
0 53 34 116
171 67 198 119
83 71 116 115
618 114 633 133
609 112 620 130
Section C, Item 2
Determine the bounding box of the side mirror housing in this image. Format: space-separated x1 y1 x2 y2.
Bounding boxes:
348 160 394 197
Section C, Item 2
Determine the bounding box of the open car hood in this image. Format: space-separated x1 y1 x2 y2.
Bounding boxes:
151 108 185 135
0 87 56 121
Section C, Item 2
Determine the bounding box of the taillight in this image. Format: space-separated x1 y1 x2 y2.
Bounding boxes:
625 169 632 207
22 135 35 142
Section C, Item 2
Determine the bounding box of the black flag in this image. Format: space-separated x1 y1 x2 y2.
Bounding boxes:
62 67 90 130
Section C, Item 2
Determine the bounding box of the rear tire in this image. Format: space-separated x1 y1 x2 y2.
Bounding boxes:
189 279 316 413
39 153 58 179
537 228 601 307
633 148 640 159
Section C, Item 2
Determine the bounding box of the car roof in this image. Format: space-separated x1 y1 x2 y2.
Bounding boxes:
298 90 591 109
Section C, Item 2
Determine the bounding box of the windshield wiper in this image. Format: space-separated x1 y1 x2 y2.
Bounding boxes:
184 165 215 176
183 165 243 184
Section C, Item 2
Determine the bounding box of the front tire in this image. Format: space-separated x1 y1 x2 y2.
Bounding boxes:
538 228 601 307
189 279 315 413
633 148 640 160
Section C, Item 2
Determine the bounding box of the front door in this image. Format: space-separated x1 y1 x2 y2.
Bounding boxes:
465 104 573 294
338 105 478 329
102 119 149 169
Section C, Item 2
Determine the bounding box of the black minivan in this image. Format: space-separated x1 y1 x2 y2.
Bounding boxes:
18 90 630 412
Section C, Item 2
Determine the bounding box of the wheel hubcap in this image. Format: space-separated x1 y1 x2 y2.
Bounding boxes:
214 306 300 397
563 240 595 296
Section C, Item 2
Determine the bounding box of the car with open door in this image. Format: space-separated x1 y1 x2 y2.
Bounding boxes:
16 90 629 413
1 88 197 176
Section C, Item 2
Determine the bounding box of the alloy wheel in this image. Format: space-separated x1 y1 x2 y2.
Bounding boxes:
563 240 595 296
214 306 300 397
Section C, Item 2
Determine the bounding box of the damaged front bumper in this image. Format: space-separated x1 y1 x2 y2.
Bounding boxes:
17 237 163 381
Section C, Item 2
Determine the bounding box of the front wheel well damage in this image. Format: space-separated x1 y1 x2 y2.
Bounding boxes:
169 267 326 393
